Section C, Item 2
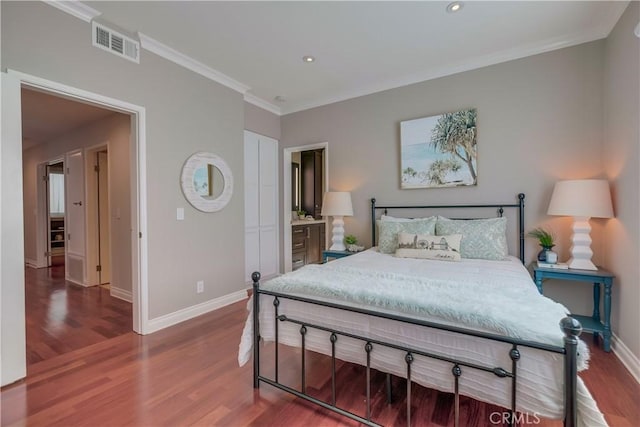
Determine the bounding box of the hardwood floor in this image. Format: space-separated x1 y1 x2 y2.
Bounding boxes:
24 264 132 366
2 298 638 426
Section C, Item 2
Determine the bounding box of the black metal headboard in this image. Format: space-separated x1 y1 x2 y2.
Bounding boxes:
370 193 526 264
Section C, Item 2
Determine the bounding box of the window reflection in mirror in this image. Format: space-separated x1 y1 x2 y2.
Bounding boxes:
193 162 225 200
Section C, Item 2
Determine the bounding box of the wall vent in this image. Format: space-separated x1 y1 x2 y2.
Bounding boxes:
92 21 140 63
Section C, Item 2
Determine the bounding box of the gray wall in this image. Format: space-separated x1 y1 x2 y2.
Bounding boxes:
244 102 281 141
603 2 640 361
22 113 133 293
2 1 246 319
281 41 608 328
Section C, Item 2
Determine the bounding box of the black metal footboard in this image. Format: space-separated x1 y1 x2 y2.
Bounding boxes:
251 272 582 427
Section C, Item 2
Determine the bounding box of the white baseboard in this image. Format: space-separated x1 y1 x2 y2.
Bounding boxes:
612 334 640 384
145 289 247 334
110 287 132 303
25 258 38 268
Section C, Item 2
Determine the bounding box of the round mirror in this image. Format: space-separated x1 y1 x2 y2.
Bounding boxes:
181 152 233 212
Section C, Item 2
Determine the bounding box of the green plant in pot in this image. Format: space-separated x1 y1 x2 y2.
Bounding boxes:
344 235 357 245
296 209 306 220
527 227 556 262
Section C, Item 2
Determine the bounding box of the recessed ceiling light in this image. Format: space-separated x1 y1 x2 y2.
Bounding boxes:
446 2 463 13
302 55 315 63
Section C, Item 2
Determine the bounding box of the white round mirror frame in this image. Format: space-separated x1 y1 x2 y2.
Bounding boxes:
180 152 233 212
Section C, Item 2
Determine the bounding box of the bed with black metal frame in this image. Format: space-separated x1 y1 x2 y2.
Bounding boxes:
249 193 584 427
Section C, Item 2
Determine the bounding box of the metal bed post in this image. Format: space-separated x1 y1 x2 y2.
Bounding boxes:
561 317 582 427
518 193 525 264
252 271 261 389
371 198 377 246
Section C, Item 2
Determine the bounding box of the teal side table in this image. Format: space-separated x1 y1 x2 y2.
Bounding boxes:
533 266 614 352
322 250 354 263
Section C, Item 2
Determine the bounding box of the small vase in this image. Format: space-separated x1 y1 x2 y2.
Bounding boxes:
537 245 555 262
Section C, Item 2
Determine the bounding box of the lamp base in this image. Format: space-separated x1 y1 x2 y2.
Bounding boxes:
568 217 597 270
329 216 346 251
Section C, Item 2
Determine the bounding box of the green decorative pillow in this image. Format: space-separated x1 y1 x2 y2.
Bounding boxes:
377 217 437 254
395 233 462 262
435 216 508 260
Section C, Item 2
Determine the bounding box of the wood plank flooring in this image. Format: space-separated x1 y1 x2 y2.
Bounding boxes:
24 264 132 366
2 298 638 426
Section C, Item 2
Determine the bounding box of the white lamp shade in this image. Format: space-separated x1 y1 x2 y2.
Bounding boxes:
547 179 613 219
321 192 353 217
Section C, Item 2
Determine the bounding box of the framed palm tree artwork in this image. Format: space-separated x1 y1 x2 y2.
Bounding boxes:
400 108 477 189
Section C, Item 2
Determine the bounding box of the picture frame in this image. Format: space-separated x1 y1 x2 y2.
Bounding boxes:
400 108 477 189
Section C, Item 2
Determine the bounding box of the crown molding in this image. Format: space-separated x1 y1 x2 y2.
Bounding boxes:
243 93 281 116
138 32 250 95
42 0 101 23
281 29 609 115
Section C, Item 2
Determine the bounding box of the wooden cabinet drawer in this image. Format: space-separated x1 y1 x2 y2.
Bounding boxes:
292 249 306 271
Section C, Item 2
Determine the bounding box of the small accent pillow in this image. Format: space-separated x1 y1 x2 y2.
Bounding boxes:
376 217 437 254
395 233 462 262
435 216 508 260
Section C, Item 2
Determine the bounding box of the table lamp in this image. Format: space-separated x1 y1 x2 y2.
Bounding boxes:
547 179 613 270
321 192 353 251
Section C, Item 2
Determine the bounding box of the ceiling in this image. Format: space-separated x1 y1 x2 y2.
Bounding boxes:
21 88 118 150
84 1 628 115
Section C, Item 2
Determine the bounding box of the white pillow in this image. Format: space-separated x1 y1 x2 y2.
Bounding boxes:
436 216 508 260
395 233 462 262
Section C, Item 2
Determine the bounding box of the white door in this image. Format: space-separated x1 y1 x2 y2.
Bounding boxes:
244 131 278 283
244 133 260 282
65 149 86 285
1 71 27 386
258 137 278 278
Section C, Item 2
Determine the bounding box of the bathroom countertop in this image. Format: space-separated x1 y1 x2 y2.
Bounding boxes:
291 219 326 226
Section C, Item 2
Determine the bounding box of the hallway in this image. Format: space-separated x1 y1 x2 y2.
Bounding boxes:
25 264 132 366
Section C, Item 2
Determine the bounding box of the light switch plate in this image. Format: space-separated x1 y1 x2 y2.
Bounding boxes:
177 207 184 220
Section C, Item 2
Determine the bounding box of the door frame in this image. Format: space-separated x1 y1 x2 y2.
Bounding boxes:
85 143 111 288
282 142 329 273
3 71 149 338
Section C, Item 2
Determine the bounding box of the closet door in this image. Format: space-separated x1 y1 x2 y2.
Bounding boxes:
244 131 278 283
258 137 278 278
244 133 260 283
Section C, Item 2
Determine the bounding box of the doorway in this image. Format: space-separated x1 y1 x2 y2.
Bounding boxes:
46 160 65 267
1 70 148 386
282 142 329 272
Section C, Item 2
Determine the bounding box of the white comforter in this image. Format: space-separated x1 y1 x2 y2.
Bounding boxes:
239 249 607 426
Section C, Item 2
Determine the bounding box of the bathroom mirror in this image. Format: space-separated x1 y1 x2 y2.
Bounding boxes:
181 152 233 212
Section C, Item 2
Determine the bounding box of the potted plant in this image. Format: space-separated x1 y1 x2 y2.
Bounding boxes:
344 235 364 252
527 227 556 262
296 209 306 220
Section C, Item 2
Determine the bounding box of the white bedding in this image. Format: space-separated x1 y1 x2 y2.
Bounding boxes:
238 249 607 426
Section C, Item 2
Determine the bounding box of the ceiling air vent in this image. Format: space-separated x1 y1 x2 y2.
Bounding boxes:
92 21 140 64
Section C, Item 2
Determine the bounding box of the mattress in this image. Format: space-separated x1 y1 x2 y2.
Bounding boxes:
239 249 607 426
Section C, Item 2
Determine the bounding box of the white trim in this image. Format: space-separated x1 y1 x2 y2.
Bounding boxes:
244 93 281 116
110 286 133 303
145 290 247 334
42 0 101 23
282 142 329 273
138 32 250 95
25 258 38 268
6 69 148 335
612 334 640 384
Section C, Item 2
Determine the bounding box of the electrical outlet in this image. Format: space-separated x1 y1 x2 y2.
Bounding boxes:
196 280 204 294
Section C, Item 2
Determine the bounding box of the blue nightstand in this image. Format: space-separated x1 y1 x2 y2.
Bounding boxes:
322 250 354 263
533 266 614 352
